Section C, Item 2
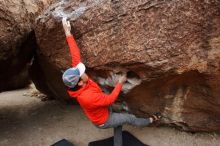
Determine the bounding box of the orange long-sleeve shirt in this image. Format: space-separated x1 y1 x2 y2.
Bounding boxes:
65 35 122 125
68 79 122 125
66 35 81 67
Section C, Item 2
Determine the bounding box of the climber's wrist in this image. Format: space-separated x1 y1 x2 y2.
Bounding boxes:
65 30 71 36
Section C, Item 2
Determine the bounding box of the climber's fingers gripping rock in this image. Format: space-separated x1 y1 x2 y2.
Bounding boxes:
62 17 71 36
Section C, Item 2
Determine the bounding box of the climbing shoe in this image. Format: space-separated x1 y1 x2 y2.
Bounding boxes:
150 112 162 122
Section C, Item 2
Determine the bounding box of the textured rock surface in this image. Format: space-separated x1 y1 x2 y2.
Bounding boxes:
0 0 52 91
34 0 220 132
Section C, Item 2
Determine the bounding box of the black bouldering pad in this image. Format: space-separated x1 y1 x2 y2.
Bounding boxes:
51 139 75 146
88 131 149 146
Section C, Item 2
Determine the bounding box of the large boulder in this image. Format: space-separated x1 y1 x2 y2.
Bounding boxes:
34 0 220 132
0 0 52 91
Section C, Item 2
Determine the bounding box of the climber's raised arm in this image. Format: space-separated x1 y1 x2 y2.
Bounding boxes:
62 18 81 67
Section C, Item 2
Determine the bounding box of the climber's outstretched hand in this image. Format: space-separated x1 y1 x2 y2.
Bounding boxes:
62 17 71 36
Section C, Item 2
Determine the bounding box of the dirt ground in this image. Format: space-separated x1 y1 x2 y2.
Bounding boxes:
0 86 220 146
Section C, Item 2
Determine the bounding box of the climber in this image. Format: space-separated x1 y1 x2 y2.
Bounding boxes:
61 17 161 129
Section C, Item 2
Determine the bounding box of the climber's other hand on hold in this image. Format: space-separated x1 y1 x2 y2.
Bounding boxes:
62 17 71 36
118 73 127 84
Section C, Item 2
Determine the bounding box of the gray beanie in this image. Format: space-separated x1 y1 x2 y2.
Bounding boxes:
62 63 86 88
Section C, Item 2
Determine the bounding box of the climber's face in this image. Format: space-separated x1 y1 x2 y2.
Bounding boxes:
78 73 89 87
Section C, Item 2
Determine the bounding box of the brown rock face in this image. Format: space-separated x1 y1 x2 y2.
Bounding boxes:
34 0 220 132
0 0 52 91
